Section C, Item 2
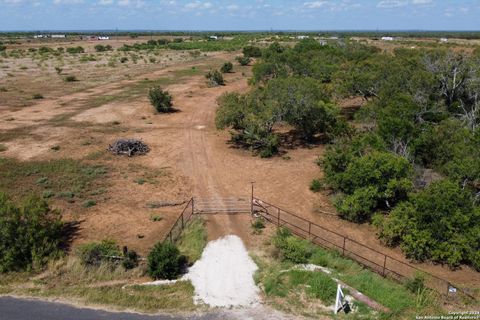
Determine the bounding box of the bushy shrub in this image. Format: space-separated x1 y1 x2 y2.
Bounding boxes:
326 150 413 222
122 248 139 270
220 61 233 73
0 193 64 272
64 75 78 82
236 56 251 66
309 179 323 192
251 218 265 234
66 46 85 54
205 70 224 87
148 86 173 113
379 179 480 269
32 93 44 99
273 228 313 263
120 57 128 63
242 45 262 58
77 240 120 266
94 44 112 52
148 242 184 280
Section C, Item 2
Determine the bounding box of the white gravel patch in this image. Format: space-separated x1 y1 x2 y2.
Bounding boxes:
184 235 260 308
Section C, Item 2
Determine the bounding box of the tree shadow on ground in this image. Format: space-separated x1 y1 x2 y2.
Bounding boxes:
59 220 83 253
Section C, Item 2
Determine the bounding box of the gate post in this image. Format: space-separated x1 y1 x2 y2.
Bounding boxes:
250 182 255 215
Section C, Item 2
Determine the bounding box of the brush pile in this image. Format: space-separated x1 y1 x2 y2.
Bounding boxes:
107 139 150 157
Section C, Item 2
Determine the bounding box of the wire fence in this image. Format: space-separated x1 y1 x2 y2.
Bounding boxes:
252 197 477 301
163 197 194 244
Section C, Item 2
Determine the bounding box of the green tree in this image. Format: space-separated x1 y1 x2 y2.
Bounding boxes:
0 194 64 272
379 180 480 269
148 87 173 113
147 242 184 280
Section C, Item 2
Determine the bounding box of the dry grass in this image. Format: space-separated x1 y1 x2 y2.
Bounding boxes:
0 257 197 313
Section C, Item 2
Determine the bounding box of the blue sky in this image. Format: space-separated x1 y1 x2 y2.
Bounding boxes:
1 0 479 31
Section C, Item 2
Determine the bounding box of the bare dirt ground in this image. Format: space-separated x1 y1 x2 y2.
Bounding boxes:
1 40 479 291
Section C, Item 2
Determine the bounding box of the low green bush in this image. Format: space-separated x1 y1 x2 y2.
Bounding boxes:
77 239 120 267
309 179 323 192
148 86 173 113
236 56 251 66
273 228 313 263
205 70 224 87
64 75 78 82
32 93 44 99
220 61 233 73
147 242 184 280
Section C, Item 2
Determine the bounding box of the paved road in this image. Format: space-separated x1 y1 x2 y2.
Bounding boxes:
0 297 207 320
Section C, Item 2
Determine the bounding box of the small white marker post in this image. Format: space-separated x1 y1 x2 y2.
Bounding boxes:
334 284 345 314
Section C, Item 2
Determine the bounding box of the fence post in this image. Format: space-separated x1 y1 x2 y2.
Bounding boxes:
277 208 280 228
342 237 346 255
251 182 255 215
382 255 387 277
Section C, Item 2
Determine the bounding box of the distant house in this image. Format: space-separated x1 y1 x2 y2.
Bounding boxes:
329 36 339 40
98 36 110 40
297 35 309 40
51 34 66 38
319 40 327 46
440 38 448 43
209 35 218 40
381 36 394 41
33 34 45 39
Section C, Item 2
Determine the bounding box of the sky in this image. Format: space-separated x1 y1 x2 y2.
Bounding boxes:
0 0 479 31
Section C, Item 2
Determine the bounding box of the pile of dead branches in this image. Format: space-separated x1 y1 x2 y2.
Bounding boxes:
107 139 150 157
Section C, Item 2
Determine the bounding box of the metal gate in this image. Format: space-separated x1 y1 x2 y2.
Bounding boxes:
193 197 251 214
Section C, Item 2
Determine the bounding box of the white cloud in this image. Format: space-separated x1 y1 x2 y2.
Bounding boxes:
3 0 23 4
377 0 408 8
98 0 114 5
226 4 239 11
118 0 143 7
303 1 329 9
412 0 433 4
184 1 214 10
53 0 84 4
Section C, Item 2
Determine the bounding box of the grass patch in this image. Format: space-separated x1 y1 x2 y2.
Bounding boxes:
177 217 207 264
254 229 444 319
0 157 108 203
0 258 196 313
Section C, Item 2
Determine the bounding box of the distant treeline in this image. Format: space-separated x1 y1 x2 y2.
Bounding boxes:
1 30 480 39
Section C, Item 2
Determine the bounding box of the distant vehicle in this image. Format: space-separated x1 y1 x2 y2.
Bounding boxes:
381 36 394 41
440 38 448 43
98 36 110 40
209 35 218 40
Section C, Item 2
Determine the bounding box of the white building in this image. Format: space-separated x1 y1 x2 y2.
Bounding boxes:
98 36 110 40
209 35 218 40
297 35 309 40
51 34 66 38
440 38 448 43
381 36 394 41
